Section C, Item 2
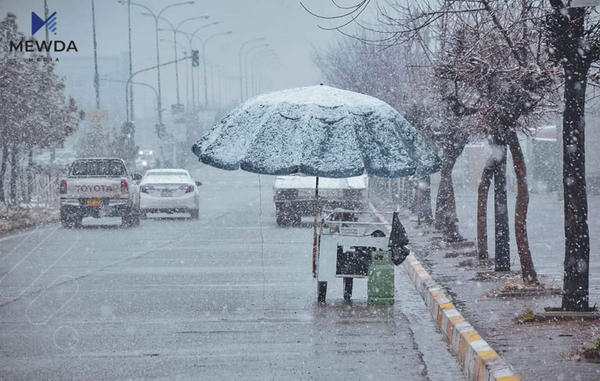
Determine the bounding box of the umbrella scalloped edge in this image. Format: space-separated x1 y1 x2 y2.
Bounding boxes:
191 86 442 178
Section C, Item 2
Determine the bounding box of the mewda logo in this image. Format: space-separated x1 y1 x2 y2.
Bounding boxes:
32 11 57 35
9 10 78 58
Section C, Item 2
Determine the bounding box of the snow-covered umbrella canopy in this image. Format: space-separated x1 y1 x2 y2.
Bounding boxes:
192 85 441 178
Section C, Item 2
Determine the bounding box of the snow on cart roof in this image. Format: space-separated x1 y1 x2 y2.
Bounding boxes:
274 175 367 190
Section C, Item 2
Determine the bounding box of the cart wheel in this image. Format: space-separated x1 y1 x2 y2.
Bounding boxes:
317 281 327 304
343 277 353 302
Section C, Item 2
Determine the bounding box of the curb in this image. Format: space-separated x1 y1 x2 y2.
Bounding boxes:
370 204 521 381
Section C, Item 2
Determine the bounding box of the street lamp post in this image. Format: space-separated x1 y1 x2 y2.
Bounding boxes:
125 56 191 124
238 38 265 102
243 44 269 100
250 52 277 97
184 51 189 109
91 0 100 109
198 31 232 109
258 61 280 94
175 22 219 111
130 1 195 126
160 38 187 51
156 15 210 106
117 0 135 119
101 77 159 123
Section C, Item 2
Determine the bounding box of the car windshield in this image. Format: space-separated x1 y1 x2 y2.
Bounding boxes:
70 160 127 177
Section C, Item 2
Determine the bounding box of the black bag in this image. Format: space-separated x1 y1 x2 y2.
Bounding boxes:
391 245 410 266
389 212 410 265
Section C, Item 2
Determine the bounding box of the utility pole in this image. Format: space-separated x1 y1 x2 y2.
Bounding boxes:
91 0 100 109
44 0 50 60
127 0 134 119
44 0 54 165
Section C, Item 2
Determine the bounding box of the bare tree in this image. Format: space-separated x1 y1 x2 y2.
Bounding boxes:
314 33 475 240
0 13 83 205
305 0 562 283
546 1 600 311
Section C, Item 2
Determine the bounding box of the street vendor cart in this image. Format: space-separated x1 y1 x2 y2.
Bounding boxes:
315 209 408 303
191 85 441 304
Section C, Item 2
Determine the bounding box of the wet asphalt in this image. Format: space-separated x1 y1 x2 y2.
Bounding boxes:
0 166 465 381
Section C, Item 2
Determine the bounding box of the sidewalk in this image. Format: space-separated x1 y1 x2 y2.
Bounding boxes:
383 189 600 380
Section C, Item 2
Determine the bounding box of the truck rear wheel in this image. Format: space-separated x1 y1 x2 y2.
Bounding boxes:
317 281 327 304
343 277 353 302
276 203 301 226
61 208 82 228
276 203 289 226
122 208 140 227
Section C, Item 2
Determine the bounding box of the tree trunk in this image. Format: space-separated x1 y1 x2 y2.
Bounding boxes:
418 176 433 225
477 157 495 259
435 147 464 242
493 142 510 272
9 145 20 205
507 130 538 284
561 65 590 310
0 144 8 203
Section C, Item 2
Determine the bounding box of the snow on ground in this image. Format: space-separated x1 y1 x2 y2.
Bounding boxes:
451 188 600 299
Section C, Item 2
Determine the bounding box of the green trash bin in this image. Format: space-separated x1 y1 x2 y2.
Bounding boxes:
367 250 395 305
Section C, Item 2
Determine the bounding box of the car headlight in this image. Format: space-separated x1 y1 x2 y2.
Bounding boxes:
141 160 148 166
139 150 144 155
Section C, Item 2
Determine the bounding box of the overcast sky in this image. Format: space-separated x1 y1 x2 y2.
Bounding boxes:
1 0 351 107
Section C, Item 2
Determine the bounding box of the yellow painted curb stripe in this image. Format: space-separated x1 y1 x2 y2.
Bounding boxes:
448 314 465 324
478 349 500 361
368 204 521 381
463 331 482 342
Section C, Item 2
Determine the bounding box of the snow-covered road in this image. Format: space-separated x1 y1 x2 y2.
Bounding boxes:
0 167 464 381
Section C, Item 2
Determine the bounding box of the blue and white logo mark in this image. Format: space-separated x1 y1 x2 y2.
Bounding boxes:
32 11 57 36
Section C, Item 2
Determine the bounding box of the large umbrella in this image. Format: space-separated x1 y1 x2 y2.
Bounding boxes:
191 85 441 275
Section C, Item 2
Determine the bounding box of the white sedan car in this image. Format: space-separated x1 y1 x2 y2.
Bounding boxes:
139 169 201 219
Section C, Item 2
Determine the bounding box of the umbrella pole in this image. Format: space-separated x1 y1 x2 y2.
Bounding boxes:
312 176 319 278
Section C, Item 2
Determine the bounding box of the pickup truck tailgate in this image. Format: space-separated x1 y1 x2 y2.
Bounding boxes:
65 178 124 198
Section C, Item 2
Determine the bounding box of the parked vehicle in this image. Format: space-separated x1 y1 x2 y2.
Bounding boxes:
59 158 142 228
139 169 201 219
272 175 367 226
